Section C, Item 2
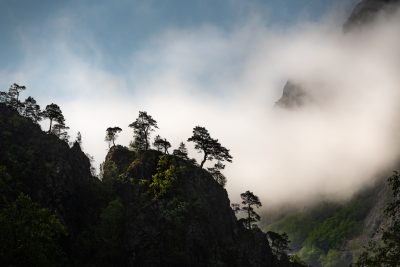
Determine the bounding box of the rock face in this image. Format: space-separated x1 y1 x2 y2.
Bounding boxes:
343 0 400 31
102 146 296 267
275 82 309 109
276 0 400 108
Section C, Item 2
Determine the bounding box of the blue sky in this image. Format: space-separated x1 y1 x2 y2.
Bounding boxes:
0 0 353 74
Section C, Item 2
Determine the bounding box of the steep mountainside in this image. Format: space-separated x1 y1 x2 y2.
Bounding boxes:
0 104 104 237
0 104 304 266
269 1 400 266
263 179 392 267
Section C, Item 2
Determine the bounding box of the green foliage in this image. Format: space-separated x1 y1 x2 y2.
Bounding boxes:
267 231 291 259
291 254 307 265
94 198 126 264
101 161 119 183
149 155 179 199
354 171 400 266
266 187 377 267
305 216 359 251
298 245 324 266
0 193 67 266
129 111 158 151
319 249 348 267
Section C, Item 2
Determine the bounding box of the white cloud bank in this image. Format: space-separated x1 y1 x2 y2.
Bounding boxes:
2 7 400 207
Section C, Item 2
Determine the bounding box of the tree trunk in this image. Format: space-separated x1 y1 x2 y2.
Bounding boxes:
200 153 208 168
48 118 53 133
248 204 251 229
112 138 115 147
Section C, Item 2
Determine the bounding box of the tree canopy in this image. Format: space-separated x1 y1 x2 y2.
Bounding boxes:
43 103 65 133
267 231 291 260
0 83 26 112
173 142 189 160
187 126 232 168
129 111 158 151
51 123 70 143
105 127 122 147
239 190 262 229
8 83 26 110
22 96 42 123
207 161 227 187
153 135 171 154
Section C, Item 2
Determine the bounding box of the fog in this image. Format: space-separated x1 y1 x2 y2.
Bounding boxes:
2 6 400 207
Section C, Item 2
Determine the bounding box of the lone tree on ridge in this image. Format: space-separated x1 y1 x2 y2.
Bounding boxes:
129 111 158 151
105 127 122 147
187 126 232 168
43 103 65 133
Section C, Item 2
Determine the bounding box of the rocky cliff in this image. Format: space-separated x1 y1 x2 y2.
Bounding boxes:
0 103 304 266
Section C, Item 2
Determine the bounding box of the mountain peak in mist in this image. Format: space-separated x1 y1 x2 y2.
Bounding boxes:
343 0 400 31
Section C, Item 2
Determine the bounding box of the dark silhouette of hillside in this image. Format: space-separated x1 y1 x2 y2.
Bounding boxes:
0 103 305 266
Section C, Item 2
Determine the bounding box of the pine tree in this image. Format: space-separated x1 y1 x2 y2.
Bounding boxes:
105 127 122 147
128 111 158 151
187 126 232 168
43 103 65 133
240 191 262 229
173 142 189 160
22 96 42 123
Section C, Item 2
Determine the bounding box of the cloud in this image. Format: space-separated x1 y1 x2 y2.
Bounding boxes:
2 4 400 208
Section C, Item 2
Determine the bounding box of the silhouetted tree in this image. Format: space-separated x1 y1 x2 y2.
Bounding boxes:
267 231 291 260
354 171 400 266
51 123 70 142
173 142 189 160
129 111 158 151
153 135 163 151
240 190 262 229
8 83 26 110
207 161 227 187
8 83 25 103
231 203 241 214
43 103 65 133
22 96 42 123
187 126 232 168
0 91 10 104
76 131 82 146
105 127 122 147
153 135 171 154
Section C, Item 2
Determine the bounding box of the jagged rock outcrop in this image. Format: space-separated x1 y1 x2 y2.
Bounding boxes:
103 146 302 267
275 81 309 109
276 0 400 109
343 0 400 32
